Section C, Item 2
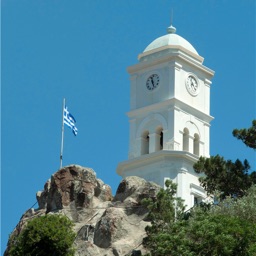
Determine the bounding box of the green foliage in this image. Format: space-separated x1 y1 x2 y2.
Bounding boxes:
194 155 255 199
213 185 256 223
194 120 256 199
181 210 256 256
143 179 185 223
142 180 185 255
143 186 256 256
9 214 76 256
233 119 256 149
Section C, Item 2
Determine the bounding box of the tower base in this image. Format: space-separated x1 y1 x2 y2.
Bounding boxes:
116 150 207 209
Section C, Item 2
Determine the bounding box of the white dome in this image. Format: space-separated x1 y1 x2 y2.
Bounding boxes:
143 25 198 55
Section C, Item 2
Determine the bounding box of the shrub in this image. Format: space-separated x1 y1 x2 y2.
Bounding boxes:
9 214 76 256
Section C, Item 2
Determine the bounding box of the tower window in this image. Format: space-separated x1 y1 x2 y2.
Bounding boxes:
160 131 163 150
155 127 163 151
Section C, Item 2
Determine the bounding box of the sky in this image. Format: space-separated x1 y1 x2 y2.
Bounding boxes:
2 0 256 253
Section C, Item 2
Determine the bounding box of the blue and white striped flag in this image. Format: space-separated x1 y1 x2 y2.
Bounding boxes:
64 106 78 136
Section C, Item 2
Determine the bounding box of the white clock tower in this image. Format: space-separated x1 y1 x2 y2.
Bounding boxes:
116 24 215 209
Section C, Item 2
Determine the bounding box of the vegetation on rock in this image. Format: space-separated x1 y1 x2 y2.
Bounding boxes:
8 214 76 256
142 180 185 256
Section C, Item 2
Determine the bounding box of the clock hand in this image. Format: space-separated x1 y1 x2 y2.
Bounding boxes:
151 77 154 87
191 81 194 89
191 80 196 90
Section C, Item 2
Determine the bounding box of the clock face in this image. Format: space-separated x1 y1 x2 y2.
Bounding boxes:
146 74 160 91
185 74 199 96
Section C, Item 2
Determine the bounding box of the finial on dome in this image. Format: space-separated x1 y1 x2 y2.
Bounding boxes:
167 8 176 34
167 24 176 34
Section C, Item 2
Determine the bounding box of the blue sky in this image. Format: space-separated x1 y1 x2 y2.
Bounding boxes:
2 0 255 253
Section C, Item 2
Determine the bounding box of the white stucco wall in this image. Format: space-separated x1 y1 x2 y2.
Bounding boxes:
117 29 214 210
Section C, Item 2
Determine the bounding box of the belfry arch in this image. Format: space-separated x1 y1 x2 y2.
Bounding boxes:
137 114 167 155
136 114 168 138
182 121 201 155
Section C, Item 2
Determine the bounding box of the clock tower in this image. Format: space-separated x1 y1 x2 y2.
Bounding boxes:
116 24 215 209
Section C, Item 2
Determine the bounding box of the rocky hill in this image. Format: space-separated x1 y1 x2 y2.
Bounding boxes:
4 165 161 256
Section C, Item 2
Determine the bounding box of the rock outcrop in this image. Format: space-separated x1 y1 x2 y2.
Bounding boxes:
4 165 160 256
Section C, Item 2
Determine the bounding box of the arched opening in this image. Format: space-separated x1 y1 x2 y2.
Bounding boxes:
155 127 163 151
183 128 189 151
193 133 200 156
160 131 163 150
141 130 149 155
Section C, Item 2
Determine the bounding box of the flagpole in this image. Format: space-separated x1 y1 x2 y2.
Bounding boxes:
60 98 65 169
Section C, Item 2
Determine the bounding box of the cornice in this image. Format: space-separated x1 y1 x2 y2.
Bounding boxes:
127 48 214 77
116 150 199 176
138 45 203 63
127 98 214 123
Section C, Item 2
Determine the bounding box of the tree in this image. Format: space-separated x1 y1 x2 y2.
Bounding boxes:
8 214 76 256
213 185 256 223
233 120 256 149
194 120 256 199
177 209 256 256
142 180 185 256
142 182 256 256
193 155 254 198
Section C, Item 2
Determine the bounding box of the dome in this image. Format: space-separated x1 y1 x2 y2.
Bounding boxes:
143 25 198 55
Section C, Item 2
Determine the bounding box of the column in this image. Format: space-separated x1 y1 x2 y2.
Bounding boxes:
176 167 187 205
188 134 194 154
149 133 161 153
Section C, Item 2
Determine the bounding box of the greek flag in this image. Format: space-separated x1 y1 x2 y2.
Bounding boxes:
64 106 78 136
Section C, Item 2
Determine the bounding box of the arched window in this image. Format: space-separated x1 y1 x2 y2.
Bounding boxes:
141 130 149 155
155 127 163 151
183 128 189 151
160 131 163 150
193 133 200 156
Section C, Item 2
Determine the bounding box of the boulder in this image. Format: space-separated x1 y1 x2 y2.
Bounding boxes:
35 165 113 213
4 165 160 256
